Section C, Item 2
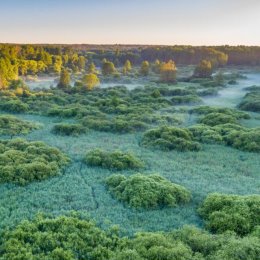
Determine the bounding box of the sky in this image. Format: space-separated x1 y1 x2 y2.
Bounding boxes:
0 0 260 45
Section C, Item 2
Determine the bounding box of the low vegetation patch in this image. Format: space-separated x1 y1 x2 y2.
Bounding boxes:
199 193 260 236
84 149 144 170
82 116 148 133
52 123 86 136
171 94 202 105
0 99 29 113
199 112 238 126
190 123 260 152
141 126 201 151
105 173 191 208
191 106 250 119
0 139 70 185
0 115 39 136
0 214 259 260
238 90 260 112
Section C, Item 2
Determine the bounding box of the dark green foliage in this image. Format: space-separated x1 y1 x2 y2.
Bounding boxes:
0 99 29 113
0 215 118 260
1 215 260 260
84 149 144 170
189 124 223 144
191 106 250 120
171 225 260 260
171 95 202 105
52 123 86 136
199 112 238 126
190 123 260 152
82 116 148 133
106 174 191 209
0 139 69 185
0 115 39 136
238 90 260 112
222 127 260 152
141 126 201 151
199 193 260 236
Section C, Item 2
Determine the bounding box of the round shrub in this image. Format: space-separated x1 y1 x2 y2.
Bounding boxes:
84 149 144 170
0 139 70 185
0 115 39 136
189 124 223 144
141 126 201 151
105 173 191 209
0 99 29 113
0 215 117 260
52 123 86 136
199 112 238 126
199 193 260 236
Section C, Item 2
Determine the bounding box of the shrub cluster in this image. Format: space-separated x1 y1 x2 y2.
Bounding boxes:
82 116 148 133
190 123 260 152
0 99 29 113
52 123 86 136
105 173 191 208
199 112 238 126
84 149 144 170
0 139 70 185
191 106 250 119
0 115 39 136
199 193 260 236
238 90 260 112
0 215 259 260
171 95 202 105
141 126 201 151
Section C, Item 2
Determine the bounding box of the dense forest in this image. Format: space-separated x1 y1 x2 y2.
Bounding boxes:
0 43 259 259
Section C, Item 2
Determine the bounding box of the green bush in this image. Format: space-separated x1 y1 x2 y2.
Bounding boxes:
191 106 250 119
199 112 238 126
0 115 39 136
106 173 191 208
52 123 86 136
84 149 144 170
0 215 117 260
171 95 202 105
0 99 29 113
82 116 148 133
238 91 260 112
1 215 260 260
0 139 70 185
141 126 201 151
189 123 260 152
199 193 260 236
189 124 223 144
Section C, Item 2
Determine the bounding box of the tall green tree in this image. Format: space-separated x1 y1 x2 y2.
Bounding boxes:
102 61 116 76
82 73 100 90
57 68 70 89
193 60 213 78
122 60 132 75
139 61 150 76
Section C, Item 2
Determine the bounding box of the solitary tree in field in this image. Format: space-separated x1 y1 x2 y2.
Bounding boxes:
193 60 213 78
82 73 100 90
87 62 97 74
57 68 70 89
160 60 177 83
152 59 161 73
122 60 132 75
102 61 116 76
139 61 150 76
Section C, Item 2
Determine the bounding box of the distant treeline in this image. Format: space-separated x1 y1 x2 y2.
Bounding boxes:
1 43 260 88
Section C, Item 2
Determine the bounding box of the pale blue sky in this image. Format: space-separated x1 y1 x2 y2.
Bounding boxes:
0 0 259 45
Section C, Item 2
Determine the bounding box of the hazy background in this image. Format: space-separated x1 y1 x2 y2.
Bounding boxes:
0 0 259 45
